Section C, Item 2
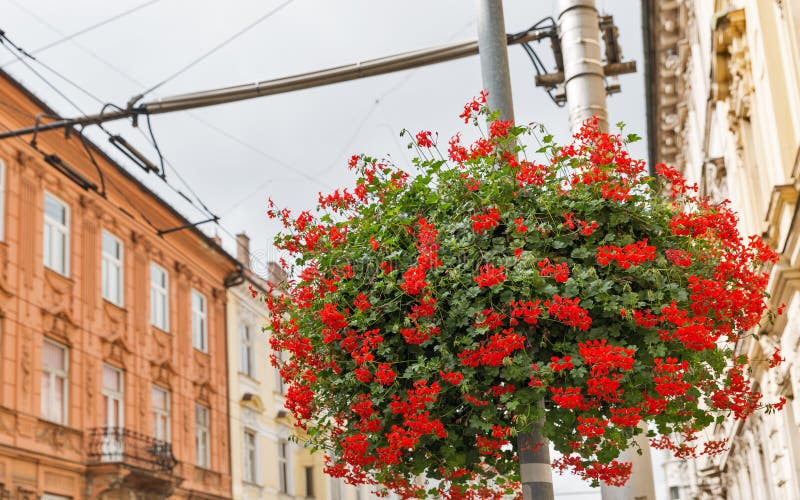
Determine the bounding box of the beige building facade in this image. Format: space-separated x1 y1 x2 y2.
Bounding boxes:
645 0 800 498
227 236 382 500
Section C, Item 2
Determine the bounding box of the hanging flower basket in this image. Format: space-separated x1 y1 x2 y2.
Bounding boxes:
263 93 784 499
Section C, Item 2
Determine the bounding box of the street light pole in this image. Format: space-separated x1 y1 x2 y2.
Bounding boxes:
476 2 554 500
558 0 608 133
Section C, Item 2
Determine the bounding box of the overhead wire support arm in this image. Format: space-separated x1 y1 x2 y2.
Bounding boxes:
157 215 219 237
0 28 552 141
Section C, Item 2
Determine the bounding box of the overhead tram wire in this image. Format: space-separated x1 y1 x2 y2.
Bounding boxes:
130 0 296 104
0 34 222 240
0 0 162 68
0 33 277 271
0 5 332 199
0 31 219 223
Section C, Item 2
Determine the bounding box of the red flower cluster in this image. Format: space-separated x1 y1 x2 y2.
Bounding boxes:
471 207 501 234
474 264 507 288
596 239 656 269
544 294 592 331
416 130 434 148
537 258 569 283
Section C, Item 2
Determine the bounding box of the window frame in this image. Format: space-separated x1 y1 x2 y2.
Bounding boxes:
101 230 124 306
239 323 253 377
151 386 171 443
304 465 315 498
41 339 68 424
195 403 211 468
102 364 124 429
150 263 169 331
274 349 286 395
243 428 258 484
278 438 290 494
43 191 70 276
191 289 208 352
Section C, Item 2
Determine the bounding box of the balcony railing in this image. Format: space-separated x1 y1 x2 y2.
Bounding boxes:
87 427 178 473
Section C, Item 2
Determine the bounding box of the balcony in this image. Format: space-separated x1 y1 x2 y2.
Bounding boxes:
86 427 182 498
88 427 178 472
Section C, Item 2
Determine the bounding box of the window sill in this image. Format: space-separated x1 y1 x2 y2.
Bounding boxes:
151 324 170 335
102 297 126 310
242 480 263 489
37 417 82 435
193 347 210 356
238 372 260 383
103 299 127 323
44 267 73 293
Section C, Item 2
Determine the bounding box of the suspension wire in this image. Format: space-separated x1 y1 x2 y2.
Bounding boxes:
1 0 162 68
77 126 107 197
0 32 273 266
130 0 296 105
0 31 218 221
0 32 90 114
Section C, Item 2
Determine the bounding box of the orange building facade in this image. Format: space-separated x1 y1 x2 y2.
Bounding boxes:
0 71 238 499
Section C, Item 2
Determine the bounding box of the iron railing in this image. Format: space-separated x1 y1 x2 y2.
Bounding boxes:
87 427 178 473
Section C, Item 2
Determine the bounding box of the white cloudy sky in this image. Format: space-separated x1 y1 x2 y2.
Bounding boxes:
0 0 664 497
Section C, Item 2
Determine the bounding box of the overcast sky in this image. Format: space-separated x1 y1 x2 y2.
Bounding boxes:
0 0 663 497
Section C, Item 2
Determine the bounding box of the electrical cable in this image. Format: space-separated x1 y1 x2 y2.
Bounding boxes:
144 112 166 178
0 31 220 224
132 0 296 103
0 22 318 238
309 19 478 178
0 32 90 114
0 36 279 275
0 0 162 68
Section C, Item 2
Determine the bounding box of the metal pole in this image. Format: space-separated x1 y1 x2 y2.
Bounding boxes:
558 0 608 132
477 2 553 499
557 1 656 497
477 0 515 122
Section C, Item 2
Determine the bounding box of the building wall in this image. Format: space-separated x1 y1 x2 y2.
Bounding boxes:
0 72 236 498
646 0 800 498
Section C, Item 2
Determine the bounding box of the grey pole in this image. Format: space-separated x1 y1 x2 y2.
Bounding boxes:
557 1 656 498
476 0 515 122
476 2 554 500
558 0 608 132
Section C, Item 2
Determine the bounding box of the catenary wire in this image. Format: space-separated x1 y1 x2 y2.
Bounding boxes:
0 15 331 225
132 0 296 102
0 32 220 224
0 0 162 68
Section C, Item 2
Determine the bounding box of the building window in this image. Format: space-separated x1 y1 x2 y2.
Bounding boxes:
195 403 210 468
305 466 314 498
101 231 124 306
191 290 207 352
102 364 124 428
274 349 286 394
278 439 290 494
669 487 681 500
240 324 253 377
330 477 342 500
243 429 257 483
151 386 170 442
150 263 169 331
43 192 69 276
41 339 68 424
